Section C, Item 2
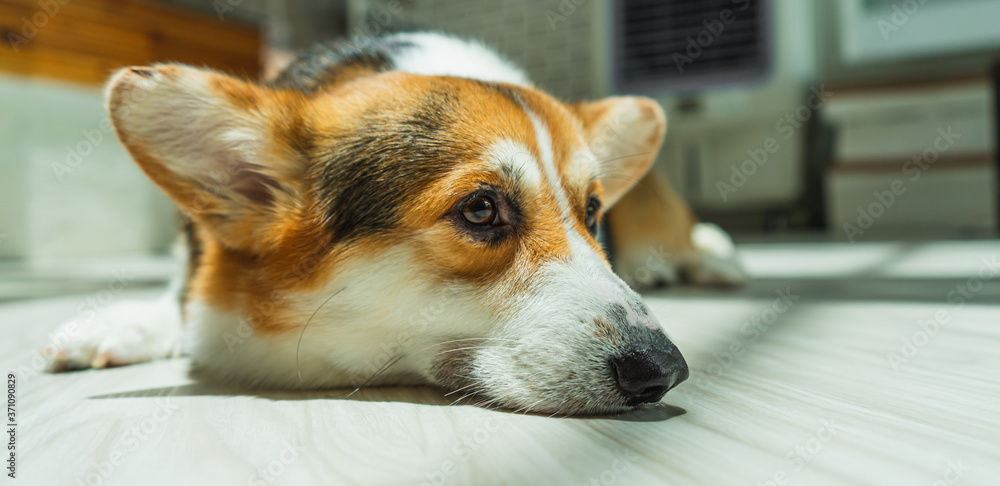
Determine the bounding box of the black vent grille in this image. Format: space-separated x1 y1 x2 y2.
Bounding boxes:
612 0 773 94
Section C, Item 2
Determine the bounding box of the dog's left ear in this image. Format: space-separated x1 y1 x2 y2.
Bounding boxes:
570 97 667 208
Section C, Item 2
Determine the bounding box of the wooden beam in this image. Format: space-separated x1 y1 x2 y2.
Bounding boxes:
0 0 260 86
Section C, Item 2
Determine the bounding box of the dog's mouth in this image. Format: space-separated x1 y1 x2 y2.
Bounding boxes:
428 334 689 415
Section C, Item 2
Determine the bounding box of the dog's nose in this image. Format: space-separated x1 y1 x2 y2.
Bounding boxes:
611 343 689 405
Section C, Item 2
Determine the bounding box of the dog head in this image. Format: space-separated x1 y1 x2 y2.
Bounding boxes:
105 62 686 415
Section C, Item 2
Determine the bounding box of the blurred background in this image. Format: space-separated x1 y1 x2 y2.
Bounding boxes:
1 0 999 297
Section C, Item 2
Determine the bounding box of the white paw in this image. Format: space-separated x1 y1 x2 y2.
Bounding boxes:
680 253 748 287
682 223 748 287
614 245 681 288
46 299 182 372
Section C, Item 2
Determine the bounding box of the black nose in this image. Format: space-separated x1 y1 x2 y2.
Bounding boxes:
611 342 689 405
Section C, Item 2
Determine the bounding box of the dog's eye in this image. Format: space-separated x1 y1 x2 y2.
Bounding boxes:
461 196 498 226
585 197 601 234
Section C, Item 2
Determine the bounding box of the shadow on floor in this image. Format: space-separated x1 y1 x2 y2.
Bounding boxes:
87 381 686 422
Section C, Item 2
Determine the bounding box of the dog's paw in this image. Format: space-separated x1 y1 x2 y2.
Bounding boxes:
680 223 748 287
680 253 748 287
614 247 682 289
46 299 181 372
613 223 748 289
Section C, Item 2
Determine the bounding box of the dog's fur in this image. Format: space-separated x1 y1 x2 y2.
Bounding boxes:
47 33 745 415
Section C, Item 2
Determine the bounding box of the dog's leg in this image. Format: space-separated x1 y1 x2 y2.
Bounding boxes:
608 171 748 288
47 245 187 371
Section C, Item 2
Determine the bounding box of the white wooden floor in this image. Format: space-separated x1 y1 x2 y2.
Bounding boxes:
3 241 999 486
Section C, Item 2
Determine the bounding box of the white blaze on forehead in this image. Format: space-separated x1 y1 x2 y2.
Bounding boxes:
520 106 611 283
523 108 571 218
483 139 543 190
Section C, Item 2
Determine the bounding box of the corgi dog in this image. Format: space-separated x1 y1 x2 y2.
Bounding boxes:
47 33 745 415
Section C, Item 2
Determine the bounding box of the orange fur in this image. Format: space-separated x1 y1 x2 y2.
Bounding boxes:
608 171 699 264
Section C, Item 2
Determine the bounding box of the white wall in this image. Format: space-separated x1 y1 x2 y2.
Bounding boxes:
0 75 176 262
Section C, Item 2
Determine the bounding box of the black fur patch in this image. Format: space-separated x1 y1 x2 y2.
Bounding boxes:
312 88 471 242
607 303 630 328
181 215 202 313
473 80 523 107
270 37 414 92
629 299 649 317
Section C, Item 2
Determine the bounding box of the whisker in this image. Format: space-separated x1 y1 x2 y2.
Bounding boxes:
597 152 651 168
432 346 495 357
473 396 503 409
296 286 347 382
450 393 476 406
594 172 639 182
522 398 545 415
444 381 480 396
451 387 485 406
421 337 517 351
475 401 502 412
344 353 404 399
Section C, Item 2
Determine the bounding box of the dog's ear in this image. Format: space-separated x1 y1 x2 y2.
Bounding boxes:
570 97 666 208
106 64 305 252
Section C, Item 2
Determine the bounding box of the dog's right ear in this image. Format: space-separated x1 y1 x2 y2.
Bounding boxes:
106 65 306 252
